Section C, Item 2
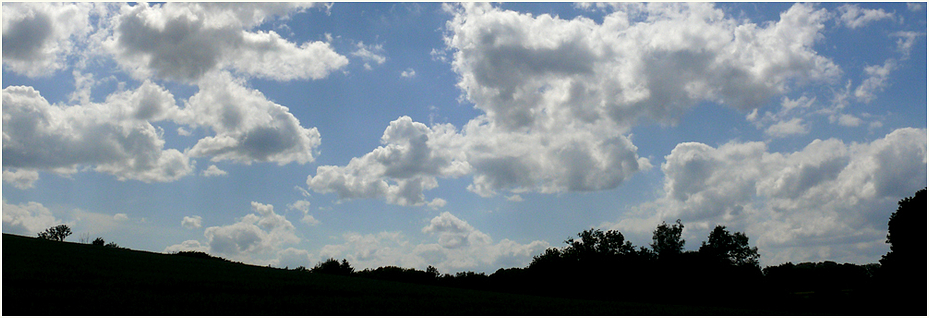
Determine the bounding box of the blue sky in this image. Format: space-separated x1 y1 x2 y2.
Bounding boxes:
2 2 926 273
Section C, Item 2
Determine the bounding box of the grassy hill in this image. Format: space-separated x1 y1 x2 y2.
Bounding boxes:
3 233 786 315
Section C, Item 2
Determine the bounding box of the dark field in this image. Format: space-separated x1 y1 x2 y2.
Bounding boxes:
3 233 790 315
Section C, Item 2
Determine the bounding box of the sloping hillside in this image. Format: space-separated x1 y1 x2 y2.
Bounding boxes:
3 234 780 315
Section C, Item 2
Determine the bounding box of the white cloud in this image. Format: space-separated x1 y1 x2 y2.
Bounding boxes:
287 199 320 226
765 118 809 138
2 2 94 77
163 240 209 254
836 114 863 127
278 247 313 268
429 48 448 62
202 165 228 177
427 198 447 209
308 116 469 206
182 215 203 229
447 3 839 131
113 213 129 222
892 31 922 59
309 3 844 206
201 202 300 263
1 200 62 236
2 169 39 189
179 72 322 165
837 4 895 29
855 59 897 103
400 68 416 78
2 85 194 182
319 212 548 272
605 127 927 266
102 3 347 82
351 41 386 70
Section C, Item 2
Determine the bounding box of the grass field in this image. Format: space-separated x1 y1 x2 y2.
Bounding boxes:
3 233 794 315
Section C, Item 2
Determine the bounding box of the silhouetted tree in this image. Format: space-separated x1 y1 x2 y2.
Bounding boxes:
425 265 440 279
563 228 635 261
877 188 926 315
37 225 72 241
650 219 685 260
880 188 927 276
699 225 760 268
311 258 354 275
92 237 105 246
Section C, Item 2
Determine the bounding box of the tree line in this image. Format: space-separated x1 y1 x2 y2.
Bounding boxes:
301 187 926 314
33 188 925 314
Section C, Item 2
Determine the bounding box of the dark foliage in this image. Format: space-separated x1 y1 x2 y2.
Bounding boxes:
37 224 72 241
8 189 923 315
880 187 927 276
356 265 439 285
651 219 685 259
92 237 105 246
877 187 927 314
311 258 354 276
173 250 230 262
699 225 760 268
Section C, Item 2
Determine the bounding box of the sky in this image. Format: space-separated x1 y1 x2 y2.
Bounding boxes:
2 2 926 274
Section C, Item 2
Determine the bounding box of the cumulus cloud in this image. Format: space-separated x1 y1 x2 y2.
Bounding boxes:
202 202 299 262
2 84 194 182
103 2 348 82
202 165 228 177
308 116 469 206
447 3 839 131
2 2 94 77
182 215 203 229
312 3 852 205
319 211 548 272
2 169 40 189
605 128 927 266
837 4 895 29
310 3 843 205
1 200 62 236
179 72 322 165
278 247 313 269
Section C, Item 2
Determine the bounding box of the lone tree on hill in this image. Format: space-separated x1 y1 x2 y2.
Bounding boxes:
37 225 72 242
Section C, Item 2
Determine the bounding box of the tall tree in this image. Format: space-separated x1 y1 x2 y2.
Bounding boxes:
880 188 927 276
699 225 760 268
651 220 685 260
